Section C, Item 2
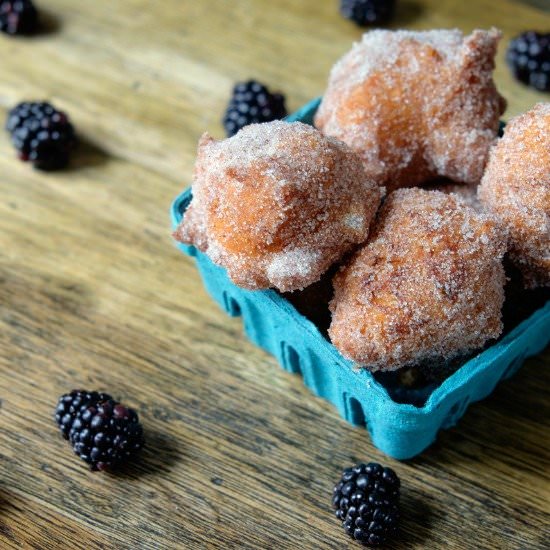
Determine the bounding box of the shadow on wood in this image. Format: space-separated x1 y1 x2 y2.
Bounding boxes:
36 9 62 36
392 1 424 25
67 136 110 172
399 490 432 547
113 430 181 480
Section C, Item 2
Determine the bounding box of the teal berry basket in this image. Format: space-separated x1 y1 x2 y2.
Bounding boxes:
171 98 550 460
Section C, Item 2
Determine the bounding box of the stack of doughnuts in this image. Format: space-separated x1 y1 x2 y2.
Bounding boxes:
174 28 549 374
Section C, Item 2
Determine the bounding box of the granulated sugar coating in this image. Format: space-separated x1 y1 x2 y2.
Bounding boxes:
479 103 550 289
173 121 382 291
428 180 482 211
329 188 507 372
315 29 506 192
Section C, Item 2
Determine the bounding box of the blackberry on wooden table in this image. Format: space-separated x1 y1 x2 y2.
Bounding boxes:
6 101 77 170
332 462 400 546
506 31 550 92
222 80 287 137
340 0 396 27
0 0 38 35
55 391 144 471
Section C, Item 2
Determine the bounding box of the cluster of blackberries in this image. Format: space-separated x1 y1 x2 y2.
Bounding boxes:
2 1 79 171
55 390 144 471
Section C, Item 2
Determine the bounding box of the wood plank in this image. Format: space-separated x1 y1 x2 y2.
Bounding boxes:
0 489 114 549
0 0 549 548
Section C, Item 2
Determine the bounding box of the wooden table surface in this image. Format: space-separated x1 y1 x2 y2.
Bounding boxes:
1 1 549 548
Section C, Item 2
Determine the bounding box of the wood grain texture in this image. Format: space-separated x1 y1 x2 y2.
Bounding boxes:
0 1 549 548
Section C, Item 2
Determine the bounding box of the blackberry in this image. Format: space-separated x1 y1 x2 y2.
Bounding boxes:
5 101 76 170
332 462 400 546
55 390 113 440
223 80 287 137
506 31 550 92
340 0 396 27
68 398 144 471
0 0 38 35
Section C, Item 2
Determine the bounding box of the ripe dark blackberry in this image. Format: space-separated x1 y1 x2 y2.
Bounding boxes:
55 390 113 440
5 101 77 170
332 462 400 546
223 80 287 137
0 0 38 35
340 0 396 27
68 398 144 471
506 31 550 92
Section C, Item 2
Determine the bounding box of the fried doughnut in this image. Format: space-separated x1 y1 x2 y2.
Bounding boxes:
478 103 550 288
329 188 507 371
315 29 506 191
174 121 382 292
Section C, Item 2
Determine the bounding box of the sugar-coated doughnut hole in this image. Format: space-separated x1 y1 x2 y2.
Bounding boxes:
329 188 507 371
479 102 550 289
315 29 506 191
174 121 382 292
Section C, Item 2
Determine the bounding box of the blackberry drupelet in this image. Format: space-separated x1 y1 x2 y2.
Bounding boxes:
6 101 76 170
506 31 550 92
0 0 38 35
223 80 287 137
340 0 396 27
69 398 144 471
55 390 113 440
332 462 400 546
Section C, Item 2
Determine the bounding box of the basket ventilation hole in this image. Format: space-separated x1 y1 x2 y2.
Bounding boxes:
222 292 241 317
347 397 366 428
180 193 193 215
282 343 301 375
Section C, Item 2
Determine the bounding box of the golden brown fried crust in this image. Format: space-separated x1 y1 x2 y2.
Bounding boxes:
329 188 507 371
315 29 506 192
478 103 550 289
173 121 382 292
